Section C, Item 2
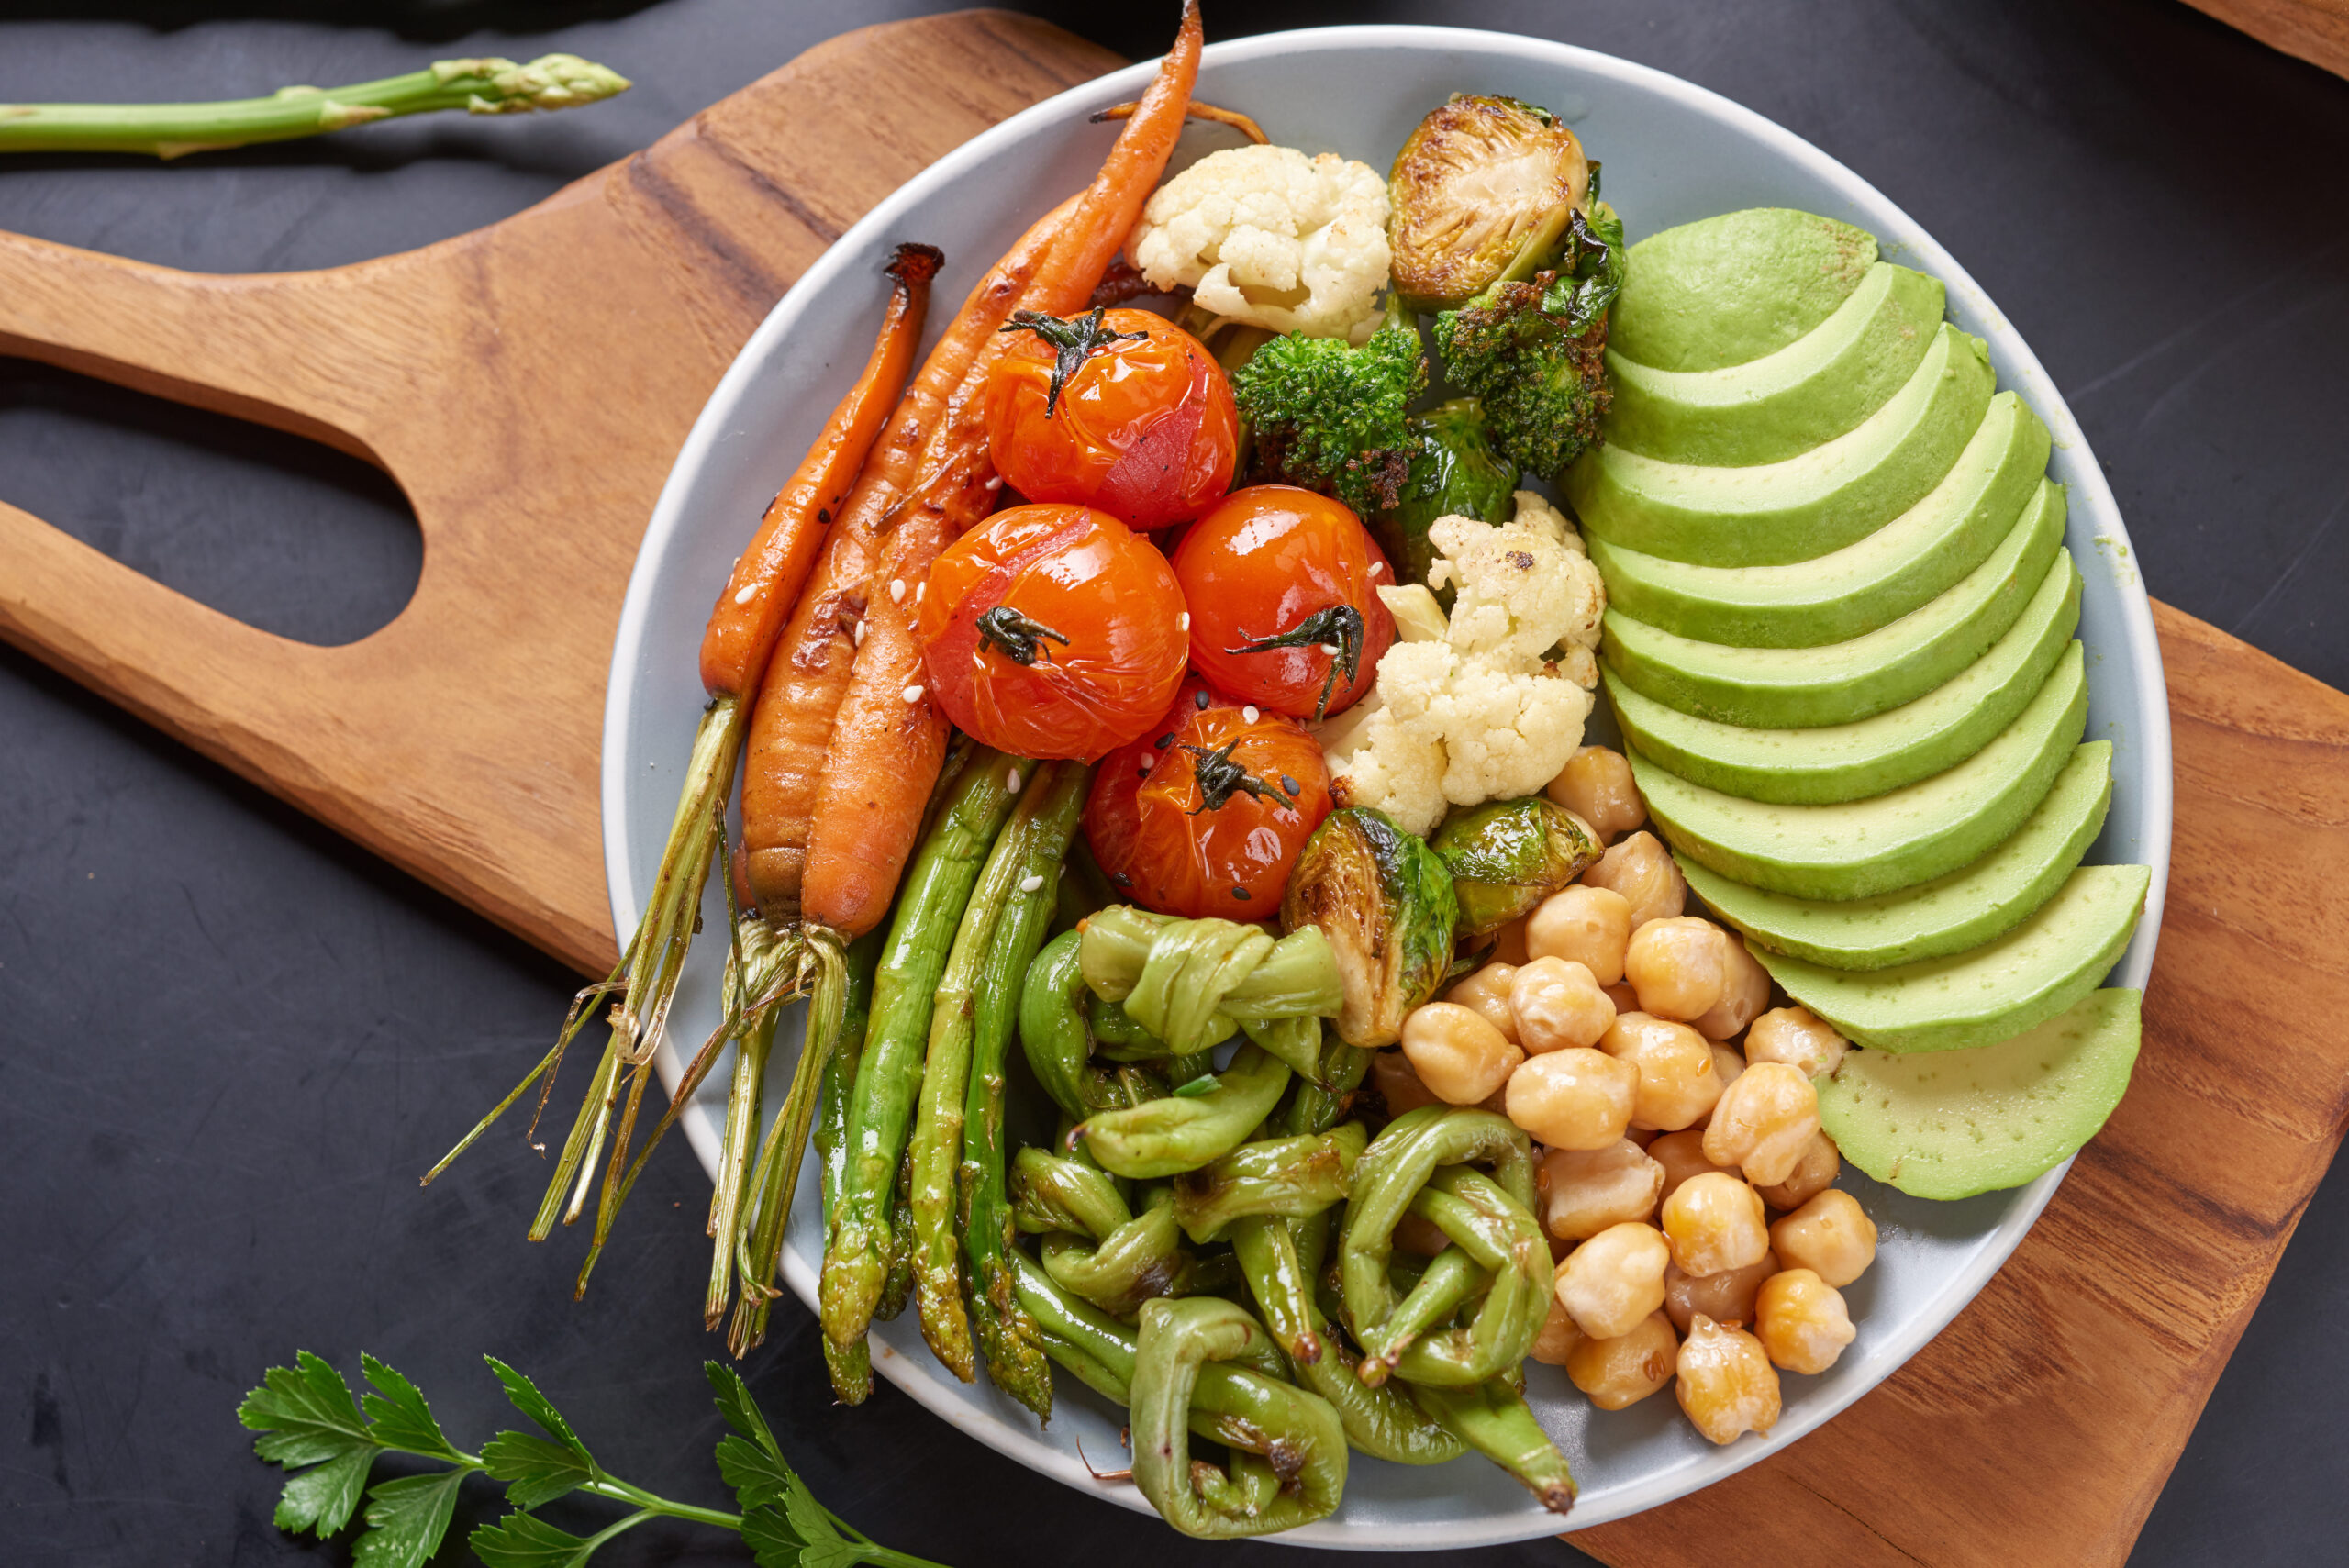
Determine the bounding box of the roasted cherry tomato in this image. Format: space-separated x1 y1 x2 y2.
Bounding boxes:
1085 676 1334 917
983 306 1239 530
1171 484 1397 720
917 503 1188 762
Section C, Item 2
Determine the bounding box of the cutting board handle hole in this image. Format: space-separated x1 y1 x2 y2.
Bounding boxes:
1 356 419 648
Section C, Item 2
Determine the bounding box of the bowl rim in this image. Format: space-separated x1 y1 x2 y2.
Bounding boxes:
605 21 2173 1548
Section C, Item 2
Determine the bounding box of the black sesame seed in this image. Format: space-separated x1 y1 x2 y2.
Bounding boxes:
1194 689 1210 710
1232 886 1250 901
1111 872 1133 887
1154 733 1174 749
1280 774 1300 796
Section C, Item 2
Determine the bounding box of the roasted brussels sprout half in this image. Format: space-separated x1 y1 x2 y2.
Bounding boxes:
1281 807 1461 1047
1388 94 1590 312
1431 797 1603 938
1371 397 1520 599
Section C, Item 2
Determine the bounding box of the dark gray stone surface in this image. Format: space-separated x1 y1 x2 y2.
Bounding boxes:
3 3 2344 1563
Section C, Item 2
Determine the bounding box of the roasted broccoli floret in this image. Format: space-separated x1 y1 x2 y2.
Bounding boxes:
1230 297 1428 516
1372 397 1519 598
1432 195 1626 483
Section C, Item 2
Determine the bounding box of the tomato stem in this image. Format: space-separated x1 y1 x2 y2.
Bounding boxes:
1224 604 1367 720
1181 737 1291 814
974 606 1072 666
999 306 1149 417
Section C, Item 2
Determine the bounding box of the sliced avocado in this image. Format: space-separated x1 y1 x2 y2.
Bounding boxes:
1609 208 1877 372
1607 562 2079 805
1681 742 2114 970
1563 323 1995 566
1602 484 2068 730
1605 261 1947 467
1819 988 2142 1199
1590 391 2051 648
1753 862 2149 1054
1630 671 2089 901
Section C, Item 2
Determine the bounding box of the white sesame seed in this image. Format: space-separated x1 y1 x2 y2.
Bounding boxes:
1178 612 1191 631
903 684 925 703
916 581 927 604
1242 706 1260 724
853 620 867 644
1368 560 1386 575
1320 643 1340 655
732 584 758 606
1019 873 1045 894
1006 767 1023 795
985 475 1004 491
889 578 907 605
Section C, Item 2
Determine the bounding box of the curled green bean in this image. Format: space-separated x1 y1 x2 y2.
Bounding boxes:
1130 1296 1349 1539
1071 1042 1291 1179
1279 1034 1374 1138
1078 906 1341 1068
1340 1107 1545 1387
1019 931 1206 1119
1012 1149 1214 1318
1172 1125 1368 1244
1230 1212 1464 1466
1409 1376 1576 1517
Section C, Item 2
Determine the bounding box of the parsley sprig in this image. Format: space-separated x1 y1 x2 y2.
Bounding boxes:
239 1351 949 1568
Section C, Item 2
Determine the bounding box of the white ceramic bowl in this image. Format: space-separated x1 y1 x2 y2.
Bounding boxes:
605 26 2172 1550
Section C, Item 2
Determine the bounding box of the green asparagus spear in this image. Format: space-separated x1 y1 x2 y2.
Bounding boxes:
0 54 629 160
820 749 1027 1352
815 930 885 1402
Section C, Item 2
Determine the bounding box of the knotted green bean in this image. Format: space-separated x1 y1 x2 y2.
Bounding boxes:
1071 1042 1290 1179
1131 1296 1349 1539
1078 906 1341 1073
1278 1034 1373 1138
1230 1212 1464 1466
1341 1106 1546 1387
1173 1125 1368 1244
1409 1375 1576 1517
1012 1149 1214 1318
1019 930 1210 1120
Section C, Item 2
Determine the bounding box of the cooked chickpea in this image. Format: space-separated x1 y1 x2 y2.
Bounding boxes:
1623 916 1729 1021
1547 745 1646 841
1566 1310 1678 1410
1693 936 1771 1040
1648 1129 1738 1207
1400 1002 1524 1106
1599 1012 1724 1133
1540 1140 1664 1240
1529 1294 1585 1366
1702 1062 1821 1187
1742 1006 1849 1079
1664 1251 1777 1333
1756 1130 1841 1210
1526 884 1632 984
1754 1269 1856 1374
1768 1189 1878 1288
1580 831 1687 930
1675 1315 1781 1444
1370 1048 1442 1118
1660 1172 1770 1277
1488 915 1531 966
1693 1042 1747 1129
1554 1222 1671 1339
1504 1048 1636 1150
1510 957 1617 1053
1446 962 1521 1043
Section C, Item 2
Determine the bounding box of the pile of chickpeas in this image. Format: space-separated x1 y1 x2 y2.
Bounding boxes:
1380 745 1879 1447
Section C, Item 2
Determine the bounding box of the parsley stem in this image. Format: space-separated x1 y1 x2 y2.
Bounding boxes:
581 1476 743 1532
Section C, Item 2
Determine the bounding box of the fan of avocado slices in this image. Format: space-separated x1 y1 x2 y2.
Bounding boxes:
1572 207 2154 1202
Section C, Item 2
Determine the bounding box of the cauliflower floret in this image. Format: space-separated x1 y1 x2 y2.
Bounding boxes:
1129 144 1391 342
1318 492 1607 834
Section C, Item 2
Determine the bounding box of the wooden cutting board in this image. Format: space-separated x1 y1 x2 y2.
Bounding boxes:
2 13 2343 1564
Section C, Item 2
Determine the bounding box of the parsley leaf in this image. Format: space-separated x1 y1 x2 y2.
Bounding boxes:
481 1356 600 1508
360 1354 463 1462
238 1351 381 1536
352 1468 468 1568
707 1364 794 1513
485 1357 596 1465
471 1512 601 1568
741 1505 820 1568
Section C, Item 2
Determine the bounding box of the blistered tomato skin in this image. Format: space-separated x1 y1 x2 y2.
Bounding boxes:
916 503 1188 762
983 306 1240 531
1173 485 1397 719
1085 676 1334 917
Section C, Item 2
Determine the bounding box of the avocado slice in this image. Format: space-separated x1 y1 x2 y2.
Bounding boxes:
1564 322 1995 567
1752 862 2149 1054
1602 484 2068 730
1608 562 2080 805
1605 262 1947 467
1609 208 1877 372
1680 742 2114 970
1631 666 2089 902
1819 988 2142 1199
1590 391 2052 648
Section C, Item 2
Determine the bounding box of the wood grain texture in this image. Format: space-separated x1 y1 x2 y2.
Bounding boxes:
2 15 2343 1562
1570 601 2349 1567
0 8 1120 976
2184 0 2349 80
